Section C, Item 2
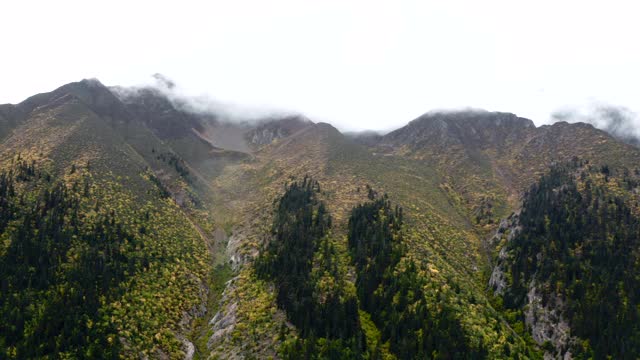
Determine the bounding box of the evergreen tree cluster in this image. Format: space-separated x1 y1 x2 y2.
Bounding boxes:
146 170 171 198
504 160 640 359
348 195 485 359
0 160 151 359
154 150 190 180
256 176 365 359
258 178 496 359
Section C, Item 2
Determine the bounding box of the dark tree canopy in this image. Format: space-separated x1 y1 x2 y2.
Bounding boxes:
503 160 640 359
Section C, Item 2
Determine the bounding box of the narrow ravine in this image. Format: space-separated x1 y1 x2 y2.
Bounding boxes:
189 263 234 360
181 219 234 359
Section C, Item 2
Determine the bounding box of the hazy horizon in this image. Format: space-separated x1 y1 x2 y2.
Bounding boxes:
2 0 639 132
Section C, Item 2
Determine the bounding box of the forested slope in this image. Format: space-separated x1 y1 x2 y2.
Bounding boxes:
0 156 210 358
239 177 541 359
492 159 640 359
0 80 221 359
4 79 640 359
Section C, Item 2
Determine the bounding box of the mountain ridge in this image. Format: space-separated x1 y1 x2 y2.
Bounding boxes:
2 78 640 359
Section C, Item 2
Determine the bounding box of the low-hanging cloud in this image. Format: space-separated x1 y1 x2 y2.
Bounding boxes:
113 73 298 124
551 104 640 147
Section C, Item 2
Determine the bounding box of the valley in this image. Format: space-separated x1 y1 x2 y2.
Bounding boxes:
1 79 639 359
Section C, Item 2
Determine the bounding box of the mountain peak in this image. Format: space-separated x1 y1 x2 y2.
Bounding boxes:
383 110 535 150
13 78 132 123
408 110 535 129
4 78 640 359
246 115 312 146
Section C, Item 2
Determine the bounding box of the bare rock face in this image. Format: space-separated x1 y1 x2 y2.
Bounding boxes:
248 125 289 146
181 340 195 360
488 246 509 295
525 284 573 359
488 212 521 295
489 211 577 359
245 115 311 146
206 276 243 360
177 275 208 360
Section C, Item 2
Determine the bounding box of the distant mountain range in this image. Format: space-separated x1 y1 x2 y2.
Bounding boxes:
1 79 639 359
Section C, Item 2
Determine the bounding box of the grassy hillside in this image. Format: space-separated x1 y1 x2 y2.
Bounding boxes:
4 80 640 359
0 155 210 358
204 111 640 359
378 111 640 231
0 82 224 359
203 122 545 358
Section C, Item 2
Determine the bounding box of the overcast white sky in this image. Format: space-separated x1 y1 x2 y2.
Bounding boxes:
1 0 639 131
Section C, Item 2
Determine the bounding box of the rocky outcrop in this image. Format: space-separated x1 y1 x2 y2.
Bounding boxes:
245 116 311 146
488 212 521 295
206 275 244 360
488 246 509 295
490 211 577 359
525 284 573 360
208 298 238 347
247 125 289 146
177 275 208 360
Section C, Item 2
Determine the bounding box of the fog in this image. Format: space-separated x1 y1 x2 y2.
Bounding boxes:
552 105 640 146
111 73 297 123
1 1 639 132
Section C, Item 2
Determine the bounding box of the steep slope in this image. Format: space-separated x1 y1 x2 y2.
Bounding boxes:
205 120 541 358
0 104 20 140
14 79 134 126
206 108 640 359
4 79 640 359
378 110 640 228
245 115 312 148
379 111 539 228
490 160 640 359
0 80 336 359
111 85 253 181
111 86 205 139
0 81 224 359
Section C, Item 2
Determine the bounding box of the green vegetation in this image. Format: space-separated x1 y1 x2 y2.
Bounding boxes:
254 176 540 359
0 157 209 359
191 263 234 360
348 195 485 359
256 176 365 358
8 80 640 359
153 150 191 181
501 159 640 358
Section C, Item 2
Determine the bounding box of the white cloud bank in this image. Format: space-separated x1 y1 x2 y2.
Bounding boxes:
1 0 639 131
